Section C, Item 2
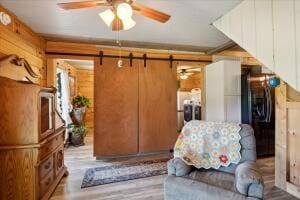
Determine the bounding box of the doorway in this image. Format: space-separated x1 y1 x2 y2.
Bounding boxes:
49 58 95 145
176 62 205 132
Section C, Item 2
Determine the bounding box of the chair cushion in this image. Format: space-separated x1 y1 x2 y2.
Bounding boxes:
187 170 237 193
164 175 259 200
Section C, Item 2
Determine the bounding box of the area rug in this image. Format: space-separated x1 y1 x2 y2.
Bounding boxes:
81 158 169 188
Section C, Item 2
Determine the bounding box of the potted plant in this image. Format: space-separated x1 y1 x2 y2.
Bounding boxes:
70 95 91 126
69 95 90 147
68 124 87 146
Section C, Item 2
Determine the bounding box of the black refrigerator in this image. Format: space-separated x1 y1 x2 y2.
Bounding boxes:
241 71 275 157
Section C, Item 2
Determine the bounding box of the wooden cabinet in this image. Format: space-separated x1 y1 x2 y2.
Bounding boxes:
0 71 67 199
94 58 177 157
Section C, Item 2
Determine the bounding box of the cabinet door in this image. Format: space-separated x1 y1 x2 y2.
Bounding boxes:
205 62 225 121
54 145 64 176
94 58 139 157
224 60 241 96
138 60 178 152
225 95 241 123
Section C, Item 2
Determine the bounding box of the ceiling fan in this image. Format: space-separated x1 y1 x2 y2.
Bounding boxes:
177 66 202 80
57 0 171 31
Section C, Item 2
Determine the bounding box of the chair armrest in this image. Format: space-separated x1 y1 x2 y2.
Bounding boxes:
235 161 264 199
167 158 193 176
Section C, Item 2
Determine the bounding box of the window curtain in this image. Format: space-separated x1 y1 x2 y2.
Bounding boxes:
57 68 72 140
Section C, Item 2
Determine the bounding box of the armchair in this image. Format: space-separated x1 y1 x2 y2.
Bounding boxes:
164 124 264 200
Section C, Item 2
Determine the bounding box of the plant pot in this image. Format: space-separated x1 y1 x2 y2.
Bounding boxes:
70 107 86 126
70 133 84 147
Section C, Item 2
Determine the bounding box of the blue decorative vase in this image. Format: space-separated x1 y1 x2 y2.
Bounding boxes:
268 77 280 87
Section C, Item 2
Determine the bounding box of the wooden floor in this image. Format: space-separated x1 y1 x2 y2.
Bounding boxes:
51 136 299 200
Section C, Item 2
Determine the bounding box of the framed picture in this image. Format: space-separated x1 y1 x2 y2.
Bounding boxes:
69 75 76 97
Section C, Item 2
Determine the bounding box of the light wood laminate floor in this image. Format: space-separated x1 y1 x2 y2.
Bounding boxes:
51 136 299 200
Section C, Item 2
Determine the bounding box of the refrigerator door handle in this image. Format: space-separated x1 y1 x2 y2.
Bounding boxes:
263 85 270 123
265 85 272 123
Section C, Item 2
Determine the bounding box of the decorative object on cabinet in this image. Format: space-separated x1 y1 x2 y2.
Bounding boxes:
0 54 38 83
0 55 67 200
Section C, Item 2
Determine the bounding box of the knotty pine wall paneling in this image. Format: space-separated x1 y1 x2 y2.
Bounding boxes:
0 4 46 86
77 69 94 135
275 83 300 198
94 58 139 157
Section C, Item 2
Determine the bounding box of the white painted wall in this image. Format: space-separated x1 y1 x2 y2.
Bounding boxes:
205 60 241 123
213 0 300 91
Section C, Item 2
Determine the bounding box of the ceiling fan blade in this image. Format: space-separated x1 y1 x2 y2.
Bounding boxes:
131 2 171 23
112 17 123 31
177 66 193 71
58 0 109 10
187 68 202 72
185 73 194 76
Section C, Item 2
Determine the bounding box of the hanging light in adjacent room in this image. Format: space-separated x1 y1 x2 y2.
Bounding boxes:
180 74 188 80
179 69 189 80
99 9 115 27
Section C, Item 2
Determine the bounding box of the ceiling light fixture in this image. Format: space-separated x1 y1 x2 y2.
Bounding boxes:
122 17 136 30
99 9 115 27
99 2 136 31
180 74 188 80
58 1 171 31
116 3 133 20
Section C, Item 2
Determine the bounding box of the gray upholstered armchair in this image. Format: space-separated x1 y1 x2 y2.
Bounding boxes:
164 124 264 200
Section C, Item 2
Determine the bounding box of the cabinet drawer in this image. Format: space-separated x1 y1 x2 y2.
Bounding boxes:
40 133 64 160
39 170 54 198
39 156 53 179
54 145 64 177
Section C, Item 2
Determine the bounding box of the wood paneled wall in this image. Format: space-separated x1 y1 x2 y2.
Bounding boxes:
77 69 94 135
46 59 95 135
0 4 46 85
275 83 300 198
213 0 300 92
46 59 77 88
46 41 212 61
179 73 202 92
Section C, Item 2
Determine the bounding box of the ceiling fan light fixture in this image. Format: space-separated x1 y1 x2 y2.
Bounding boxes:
99 9 115 27
116 3 133 20
122 17 136 30
180 74 188 80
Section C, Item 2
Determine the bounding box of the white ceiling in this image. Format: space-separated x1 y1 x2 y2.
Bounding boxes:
63 59 94 70
1 0 241 50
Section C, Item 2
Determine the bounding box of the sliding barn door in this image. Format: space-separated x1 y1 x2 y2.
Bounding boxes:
94 58 138 157
139 60 178 152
